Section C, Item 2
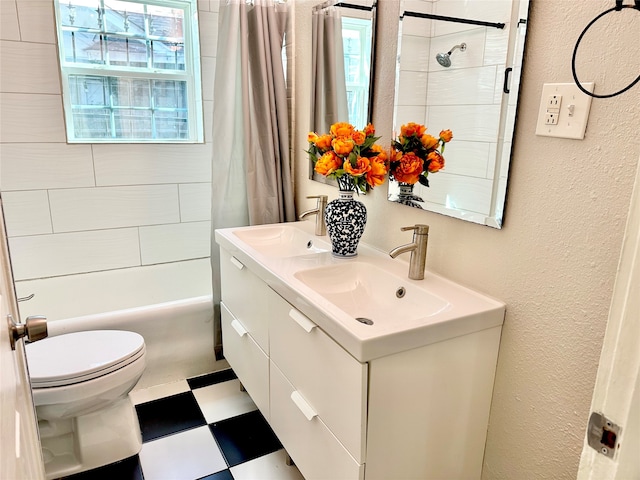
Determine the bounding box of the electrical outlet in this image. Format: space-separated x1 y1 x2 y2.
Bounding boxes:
535 82 594 139
547 95 561 111
545 112 558 125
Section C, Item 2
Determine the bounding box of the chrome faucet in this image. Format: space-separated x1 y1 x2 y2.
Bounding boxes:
298 195 328 236
389 224 430 280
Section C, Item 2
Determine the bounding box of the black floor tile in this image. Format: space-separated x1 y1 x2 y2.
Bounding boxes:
210 410 282 467
199 469 235 480
188 369 238 390
135 391 207 442
59 455 142 480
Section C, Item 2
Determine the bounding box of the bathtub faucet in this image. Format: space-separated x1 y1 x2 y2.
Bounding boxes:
389 224 429 280
299 195 328 236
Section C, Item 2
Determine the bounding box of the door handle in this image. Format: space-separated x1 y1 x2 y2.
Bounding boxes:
7 314 47 350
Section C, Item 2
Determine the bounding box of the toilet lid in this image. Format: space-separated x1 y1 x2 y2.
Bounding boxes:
27 330 145 388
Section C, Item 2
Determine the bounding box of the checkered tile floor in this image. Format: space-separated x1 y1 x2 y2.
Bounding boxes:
60 369 304 480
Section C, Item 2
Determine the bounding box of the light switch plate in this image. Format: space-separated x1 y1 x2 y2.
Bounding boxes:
535 82 594 139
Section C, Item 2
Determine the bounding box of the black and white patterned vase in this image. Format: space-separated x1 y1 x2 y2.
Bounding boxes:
324 190 367 258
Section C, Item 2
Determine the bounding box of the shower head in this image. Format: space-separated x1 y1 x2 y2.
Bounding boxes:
435 43 467 68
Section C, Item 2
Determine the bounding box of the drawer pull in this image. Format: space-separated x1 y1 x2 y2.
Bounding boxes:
230 256 245 270
289 309 316 333
291 391 317 421
230 319 248 337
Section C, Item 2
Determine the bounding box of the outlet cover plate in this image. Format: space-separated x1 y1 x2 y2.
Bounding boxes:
535 82 594 139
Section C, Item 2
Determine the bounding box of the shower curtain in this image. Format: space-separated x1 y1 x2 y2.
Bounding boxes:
210 0 295 357
310 5 349 134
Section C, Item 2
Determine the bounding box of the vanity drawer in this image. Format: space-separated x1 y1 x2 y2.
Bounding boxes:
270 362 364 480
221 303 269 418
220 249 269 352
269 292 367 463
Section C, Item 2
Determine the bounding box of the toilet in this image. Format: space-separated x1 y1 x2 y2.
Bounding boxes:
26 330 146 479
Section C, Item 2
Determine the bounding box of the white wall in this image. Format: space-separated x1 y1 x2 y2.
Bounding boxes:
0 0 218 320
294 0 640 478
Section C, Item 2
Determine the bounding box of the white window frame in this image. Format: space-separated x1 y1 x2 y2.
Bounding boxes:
54 0 204 143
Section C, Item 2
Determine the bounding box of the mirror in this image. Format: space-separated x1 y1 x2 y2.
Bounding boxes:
309 0 377 185
389 0 530 228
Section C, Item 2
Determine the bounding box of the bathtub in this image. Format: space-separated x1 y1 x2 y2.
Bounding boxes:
46 295 224 390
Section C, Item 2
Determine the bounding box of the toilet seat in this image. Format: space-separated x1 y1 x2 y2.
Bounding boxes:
27 330 145 388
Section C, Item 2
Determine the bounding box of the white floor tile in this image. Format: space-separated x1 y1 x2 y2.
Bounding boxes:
139 426 227 480
192 379 257 423
230 449 304 480
130 380 191 405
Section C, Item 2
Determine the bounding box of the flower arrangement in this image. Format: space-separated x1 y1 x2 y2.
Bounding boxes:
390 122 453 187
307 122 389 193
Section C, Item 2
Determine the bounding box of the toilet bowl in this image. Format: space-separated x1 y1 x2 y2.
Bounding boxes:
26 330 146 479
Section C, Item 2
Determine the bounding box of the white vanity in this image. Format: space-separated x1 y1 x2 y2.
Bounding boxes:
215 221 505 480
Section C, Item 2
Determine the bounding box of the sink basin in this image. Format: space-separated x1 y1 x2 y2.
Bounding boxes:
232 224 330 257
294 262 450 325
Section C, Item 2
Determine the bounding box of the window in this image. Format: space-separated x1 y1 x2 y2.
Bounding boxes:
341 16 372 129
54 0 203 143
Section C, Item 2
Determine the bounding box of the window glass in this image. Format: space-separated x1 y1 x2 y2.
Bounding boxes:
55 0 203 143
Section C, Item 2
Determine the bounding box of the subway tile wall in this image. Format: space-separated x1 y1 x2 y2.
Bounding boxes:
0 0 220 319
395 0 513 216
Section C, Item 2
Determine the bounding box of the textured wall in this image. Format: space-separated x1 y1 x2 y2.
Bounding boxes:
294 0 640 478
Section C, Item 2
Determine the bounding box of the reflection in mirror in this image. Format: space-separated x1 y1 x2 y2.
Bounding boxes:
389 0 530 228
309 0 377 185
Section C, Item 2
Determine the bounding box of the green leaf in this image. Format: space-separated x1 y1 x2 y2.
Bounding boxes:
418 175 430 187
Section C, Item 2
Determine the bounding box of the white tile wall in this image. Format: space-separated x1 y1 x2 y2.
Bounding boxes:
0 143 95 191
433 0 511 37
0 93 66 143
140 221 211 265
427 66 497 105
428 104 501 143
1 190 53 236
0 0 213 295
396 70 428 106
421 172 493 215
443 141 491 179
199 11 219 58
9 228 141 281
180 183 212 222
93 144 212 186
15 0 57 44
399 35 431 72
0 0 21 40
49 185 180 233
0 40 60 94
15 259 213 321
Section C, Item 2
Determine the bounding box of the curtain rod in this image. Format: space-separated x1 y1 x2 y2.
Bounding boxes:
401 11 505 30
335 2 374 11
314 1 375 13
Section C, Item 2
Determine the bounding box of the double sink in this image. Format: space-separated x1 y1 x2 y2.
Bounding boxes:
215 221 504 362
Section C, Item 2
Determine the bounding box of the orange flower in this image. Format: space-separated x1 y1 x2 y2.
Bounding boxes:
332 137 355 156
440 129 453 142
330 122 355 138
352 130 366 146
370 144 388 162
343 156 371 177
307 132 319 143
315 134 332 151
314 151 342 176
367 156 389 187
363 123 375 136
420 134 439 150
426 151 445 173
400 122 426 139
393 152 423 184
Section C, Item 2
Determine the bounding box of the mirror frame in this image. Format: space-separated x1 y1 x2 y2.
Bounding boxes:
309 0 378 186
388 0 531 228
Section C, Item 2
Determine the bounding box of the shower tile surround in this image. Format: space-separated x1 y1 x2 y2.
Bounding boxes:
395 0 513 217
59 369 304 480
0 0 219 319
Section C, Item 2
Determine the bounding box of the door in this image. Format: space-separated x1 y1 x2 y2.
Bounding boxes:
577 157 640 479
0 196 46 479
